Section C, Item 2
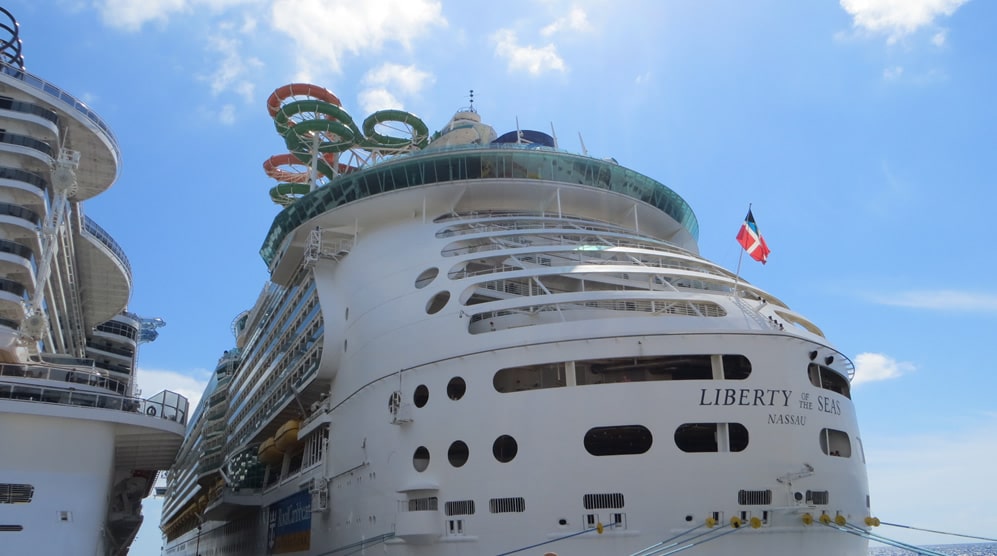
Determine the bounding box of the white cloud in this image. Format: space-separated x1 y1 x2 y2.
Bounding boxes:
95 0 258 31
493 29 567 76
852 352 914 385
540 6 593 37
869 289 997 313
931 29 948 46
95 0 188 31
362 63 434 96
883 65 904 80
358 88 403 114
270 0 446 78
135 367 211 413
635 71 651 85
202 30 264 104
839 0 969 44
218 103 236 124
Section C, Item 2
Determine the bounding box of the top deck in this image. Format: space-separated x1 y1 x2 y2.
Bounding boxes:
260 143 700 268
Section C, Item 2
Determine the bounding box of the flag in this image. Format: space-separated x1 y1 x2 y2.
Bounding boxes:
736 209 770 264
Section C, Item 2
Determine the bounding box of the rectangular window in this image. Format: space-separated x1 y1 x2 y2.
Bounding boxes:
583 493 625 509
445 500 475 516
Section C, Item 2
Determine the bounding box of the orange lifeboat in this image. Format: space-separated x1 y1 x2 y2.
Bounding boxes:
257 437 283 465
274 419 300 452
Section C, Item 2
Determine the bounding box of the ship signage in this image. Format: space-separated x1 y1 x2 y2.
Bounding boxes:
267 490 312 555
697 388 792 407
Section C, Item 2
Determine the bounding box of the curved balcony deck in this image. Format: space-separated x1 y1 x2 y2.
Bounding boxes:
0 62 119 200
76 216 132 328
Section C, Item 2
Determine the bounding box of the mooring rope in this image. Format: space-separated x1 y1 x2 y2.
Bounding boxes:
879 521 997 544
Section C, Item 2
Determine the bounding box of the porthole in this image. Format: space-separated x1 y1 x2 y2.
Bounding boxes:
414 384 429 408
426 291 450 314
415 267 439 289
413 446 430 472
447 377 466 400
492 435 518 462
448 440 469 467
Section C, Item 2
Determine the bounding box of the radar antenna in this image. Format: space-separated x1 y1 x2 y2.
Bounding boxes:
468 89 476 113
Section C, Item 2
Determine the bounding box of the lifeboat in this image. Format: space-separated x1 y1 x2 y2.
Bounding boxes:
274 419 300 452
257 437 283 465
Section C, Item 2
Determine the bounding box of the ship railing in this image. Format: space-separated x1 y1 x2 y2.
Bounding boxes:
0 61 120 160
0 362 127 394
0 379 188 425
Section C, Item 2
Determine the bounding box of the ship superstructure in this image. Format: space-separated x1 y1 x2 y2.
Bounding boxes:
161 83 871 555
0 8 188 555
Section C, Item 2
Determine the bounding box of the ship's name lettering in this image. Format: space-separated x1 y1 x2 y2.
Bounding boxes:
277 501 312 528
698 388 792 407
768 413 806 426
817 395 841 415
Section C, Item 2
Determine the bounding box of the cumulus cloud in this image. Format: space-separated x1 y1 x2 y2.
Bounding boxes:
95 0 257 31
135 367 211 411
492 29 567 76
852 352 915 385
95 0 188 31
270 0 446 79
540 6 594 37
356 63 434 114
202 30 264 104
868 289 997 313
358 88 403 114
362 63 434 96
839 0 969 44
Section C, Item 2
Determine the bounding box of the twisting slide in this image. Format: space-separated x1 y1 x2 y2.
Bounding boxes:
263 83 430 206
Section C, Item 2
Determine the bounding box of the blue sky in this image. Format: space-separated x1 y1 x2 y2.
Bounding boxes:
6 0 995 553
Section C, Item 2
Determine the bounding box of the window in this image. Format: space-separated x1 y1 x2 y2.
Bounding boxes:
492 435 518 463
426 291 450 314
414 268 439 289
584 425 652 456
737 490 772 505
819 428 851 457
412 446 430 471
413 385 429 408
448 441 469 467
807 363 851 399
0 484 33 504
674 423 749 453
447 377 466 400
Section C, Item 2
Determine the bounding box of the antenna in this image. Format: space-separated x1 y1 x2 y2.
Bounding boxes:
515 117 522 144
550 122 559 149
468 89 475 113
578 132 588 156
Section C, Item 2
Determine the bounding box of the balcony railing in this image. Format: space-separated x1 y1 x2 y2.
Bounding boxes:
0 61 119 160
0 380 188 425
82 215 132 281
0 362 127 394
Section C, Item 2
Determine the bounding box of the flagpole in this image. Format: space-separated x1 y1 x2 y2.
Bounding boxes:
732 203 750 299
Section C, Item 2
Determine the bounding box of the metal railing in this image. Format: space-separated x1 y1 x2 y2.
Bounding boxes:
0 362 126 394
0 61 120 160
0 379 188 425
82 216 133 281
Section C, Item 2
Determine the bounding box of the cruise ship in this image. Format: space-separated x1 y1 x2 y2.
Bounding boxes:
160 82 873 555
0 8 189 555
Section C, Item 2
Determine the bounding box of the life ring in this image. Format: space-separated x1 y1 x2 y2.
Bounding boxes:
146 406 157 416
